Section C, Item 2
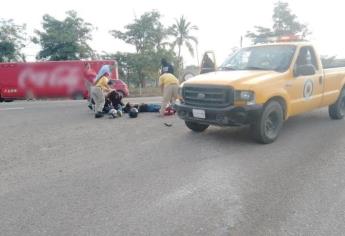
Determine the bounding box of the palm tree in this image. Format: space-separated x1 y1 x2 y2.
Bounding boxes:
169 16 198 68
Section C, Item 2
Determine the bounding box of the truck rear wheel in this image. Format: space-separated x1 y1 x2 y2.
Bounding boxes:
329 88 345 120
251 100 283 144
185 121 209 132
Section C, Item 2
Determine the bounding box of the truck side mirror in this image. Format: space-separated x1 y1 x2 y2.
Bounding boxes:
294 64 316 77
200 51 216 74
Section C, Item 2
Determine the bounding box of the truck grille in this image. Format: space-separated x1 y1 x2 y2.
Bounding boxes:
182 86 234 107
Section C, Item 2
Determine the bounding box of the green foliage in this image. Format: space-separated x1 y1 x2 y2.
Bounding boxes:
110 11 166 53
168 16 198 77
246 26 275 44
110 10 178 87
246 1 310 44
33 10 94 61
272 2 309 37
168 16 198 59
0 19 26 62
103 49 176 87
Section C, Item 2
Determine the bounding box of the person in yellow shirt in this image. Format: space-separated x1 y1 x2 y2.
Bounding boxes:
159 72 179 116
91 65 113 118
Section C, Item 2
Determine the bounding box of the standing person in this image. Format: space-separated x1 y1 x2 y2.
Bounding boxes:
84 62 97 110
161 58 174 75
91 65 113 118
159 72 179 117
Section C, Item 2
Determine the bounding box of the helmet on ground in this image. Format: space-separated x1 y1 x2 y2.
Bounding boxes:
129 108 138 118
109 109 117 118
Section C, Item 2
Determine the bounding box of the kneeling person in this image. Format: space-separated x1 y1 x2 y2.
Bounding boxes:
91 69 113 118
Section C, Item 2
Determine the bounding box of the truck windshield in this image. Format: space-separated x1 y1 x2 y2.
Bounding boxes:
219 45 296 72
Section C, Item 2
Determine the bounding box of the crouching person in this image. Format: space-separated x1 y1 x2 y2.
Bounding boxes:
107 90 124 112
159 72 179 117
91 66 113 118
104 90 124 118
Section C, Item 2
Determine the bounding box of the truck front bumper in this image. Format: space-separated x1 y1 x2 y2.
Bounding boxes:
174 102 263 126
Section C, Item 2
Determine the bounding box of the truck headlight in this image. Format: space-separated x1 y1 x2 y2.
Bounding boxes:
235 90 256 105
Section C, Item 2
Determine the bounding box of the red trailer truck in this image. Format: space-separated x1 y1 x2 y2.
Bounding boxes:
0 60 129 102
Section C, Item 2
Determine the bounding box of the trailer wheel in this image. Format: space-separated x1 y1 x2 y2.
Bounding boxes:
251 100 283 144
185 121 209 132
329 88 345 120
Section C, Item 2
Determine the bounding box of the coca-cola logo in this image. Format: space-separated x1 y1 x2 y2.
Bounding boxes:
18 66 81 89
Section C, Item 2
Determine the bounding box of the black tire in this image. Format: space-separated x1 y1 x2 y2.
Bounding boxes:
329 88 345 120
251 100 284 144
185 121 209 132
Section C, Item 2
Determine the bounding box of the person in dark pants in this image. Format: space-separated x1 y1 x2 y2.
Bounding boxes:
161 58 174 75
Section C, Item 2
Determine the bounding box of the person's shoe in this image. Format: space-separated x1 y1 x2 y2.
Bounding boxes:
117 110 123 117
95 112 104 118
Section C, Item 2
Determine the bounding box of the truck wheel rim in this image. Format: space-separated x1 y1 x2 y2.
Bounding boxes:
265 112 279 138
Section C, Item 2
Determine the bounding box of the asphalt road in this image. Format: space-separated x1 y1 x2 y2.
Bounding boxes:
1 99 345 236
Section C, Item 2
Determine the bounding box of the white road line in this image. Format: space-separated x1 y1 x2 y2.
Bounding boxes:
0 107 25 111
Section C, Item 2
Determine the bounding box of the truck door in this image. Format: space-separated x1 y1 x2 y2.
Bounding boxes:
287 46 323 115
200 51 216 74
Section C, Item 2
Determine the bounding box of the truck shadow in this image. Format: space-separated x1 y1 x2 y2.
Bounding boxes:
185 109 343 145
204 126 253 143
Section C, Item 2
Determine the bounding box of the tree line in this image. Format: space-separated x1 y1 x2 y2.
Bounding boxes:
0 10 198 87
1 2 315 87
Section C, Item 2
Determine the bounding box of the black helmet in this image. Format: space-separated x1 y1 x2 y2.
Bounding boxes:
129 108 138 118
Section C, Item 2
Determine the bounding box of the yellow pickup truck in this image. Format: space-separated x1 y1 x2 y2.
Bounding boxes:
175 42 345 143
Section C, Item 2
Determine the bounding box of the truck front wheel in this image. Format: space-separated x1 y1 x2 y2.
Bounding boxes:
251 101 284 144
185 121 209 132
329 88 345 120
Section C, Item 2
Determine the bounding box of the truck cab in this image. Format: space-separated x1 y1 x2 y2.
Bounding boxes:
175 41 345 143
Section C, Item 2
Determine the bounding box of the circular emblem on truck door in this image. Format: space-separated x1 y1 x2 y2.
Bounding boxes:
303 79 313 99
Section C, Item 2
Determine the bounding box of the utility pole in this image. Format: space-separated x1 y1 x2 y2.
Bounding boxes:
195 42 200 67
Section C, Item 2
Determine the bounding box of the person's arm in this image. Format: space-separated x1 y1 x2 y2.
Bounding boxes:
98 77 112 93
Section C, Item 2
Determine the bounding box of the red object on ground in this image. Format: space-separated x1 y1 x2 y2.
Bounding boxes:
0 60 129 101
164 106 176 116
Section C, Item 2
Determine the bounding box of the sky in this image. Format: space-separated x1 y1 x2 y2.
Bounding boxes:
1 0 345 65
